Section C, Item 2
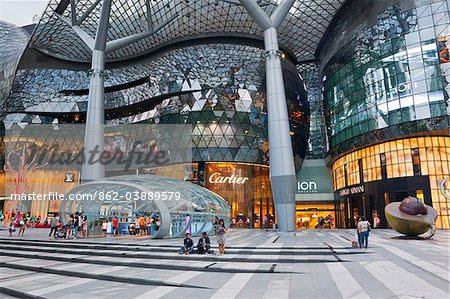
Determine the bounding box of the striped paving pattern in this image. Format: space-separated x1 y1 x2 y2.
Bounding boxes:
0 229 448 298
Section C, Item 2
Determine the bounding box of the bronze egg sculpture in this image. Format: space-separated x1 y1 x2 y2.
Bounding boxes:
385 196 438 236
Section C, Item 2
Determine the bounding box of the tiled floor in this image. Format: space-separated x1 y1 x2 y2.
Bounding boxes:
0 228 448 298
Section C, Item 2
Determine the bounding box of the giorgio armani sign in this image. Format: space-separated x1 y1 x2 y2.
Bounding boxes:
339 185 365 197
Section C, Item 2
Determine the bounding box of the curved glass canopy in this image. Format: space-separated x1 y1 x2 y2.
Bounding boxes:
30 0 345 63
60 174 231 238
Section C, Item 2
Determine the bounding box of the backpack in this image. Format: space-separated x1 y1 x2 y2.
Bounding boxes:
197 244 206 254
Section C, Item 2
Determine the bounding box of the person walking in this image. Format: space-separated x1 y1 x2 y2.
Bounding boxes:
77 213 83 238
216 218 227 255
101 220 108 237
73 213 79 239
9 214 16 237
373 211 380 229
139 215 146 235
112 216 119 236
0 212 4 227
66 218 73 239
135 216 141 236
357 216 371 249
81 214 87 238
263 215 268 231
49 216 58 239
18 213 27 236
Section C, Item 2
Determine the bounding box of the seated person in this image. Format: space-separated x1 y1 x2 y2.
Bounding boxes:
197 232 212 254
179 232 194 254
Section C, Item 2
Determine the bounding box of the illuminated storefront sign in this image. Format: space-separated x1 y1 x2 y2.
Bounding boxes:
297 181 318 193
339 185 365 197
296 160 334 196
208 172 249 184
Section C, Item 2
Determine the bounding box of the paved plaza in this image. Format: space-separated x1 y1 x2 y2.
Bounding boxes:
0 228 448 299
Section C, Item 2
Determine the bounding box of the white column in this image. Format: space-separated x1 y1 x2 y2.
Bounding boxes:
264 28 296 232
239 0 297 231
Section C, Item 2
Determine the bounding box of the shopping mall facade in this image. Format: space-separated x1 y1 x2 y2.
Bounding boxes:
0 0 449 230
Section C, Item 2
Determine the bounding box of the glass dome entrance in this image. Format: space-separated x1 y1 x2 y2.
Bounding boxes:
60 174 230 238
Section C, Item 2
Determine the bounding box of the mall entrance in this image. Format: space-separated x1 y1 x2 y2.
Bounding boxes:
203 162 274 228
295 201 336 229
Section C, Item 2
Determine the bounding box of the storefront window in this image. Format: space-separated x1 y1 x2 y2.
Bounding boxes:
295 203 335 229
332 136 450 228
204 163 273 227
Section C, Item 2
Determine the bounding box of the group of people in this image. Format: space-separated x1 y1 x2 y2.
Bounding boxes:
230 217 252 229
179 218 227 255
5 212 71 238
131 214 160 236
101 216 120 236
179 232 212 254
62 212 87 239
7 213 30 236
99 214 161 237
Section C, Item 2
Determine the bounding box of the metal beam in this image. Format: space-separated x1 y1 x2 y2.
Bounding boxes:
145 0 154 32
81 0 112 183
93 0 111 52
77 0 101 26
70 0 77 25
239 0 272 31
105 13 178 53
220 0 271 7
55 13 94 50
270 0 295 29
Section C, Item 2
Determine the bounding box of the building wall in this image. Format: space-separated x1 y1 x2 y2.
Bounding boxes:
318 0 450 229
319 0 449 156
4 41 309 168
332 136 450 228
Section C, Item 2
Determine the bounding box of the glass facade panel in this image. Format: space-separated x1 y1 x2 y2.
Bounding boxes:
321 1 450 156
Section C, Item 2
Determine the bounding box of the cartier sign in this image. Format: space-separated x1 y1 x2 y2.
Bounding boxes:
209 172 249 184
339 185 365 197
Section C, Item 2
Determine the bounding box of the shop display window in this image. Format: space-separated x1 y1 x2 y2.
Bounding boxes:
332 136 450 228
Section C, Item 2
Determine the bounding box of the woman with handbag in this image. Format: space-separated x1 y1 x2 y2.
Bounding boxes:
357 216 371 249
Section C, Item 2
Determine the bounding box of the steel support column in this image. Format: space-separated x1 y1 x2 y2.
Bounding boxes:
239 0 296 231
81 0 111 182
